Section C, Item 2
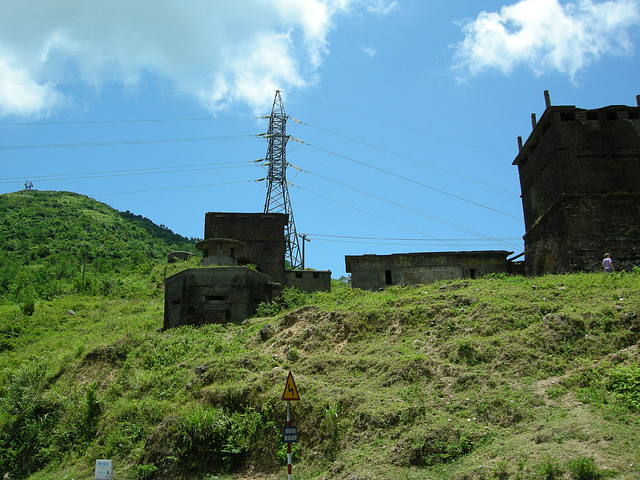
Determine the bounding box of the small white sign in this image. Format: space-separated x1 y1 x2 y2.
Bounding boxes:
95 459 113 480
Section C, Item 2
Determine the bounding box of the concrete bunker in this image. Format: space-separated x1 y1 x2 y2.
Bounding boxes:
345 250 515 291
164 211 331 329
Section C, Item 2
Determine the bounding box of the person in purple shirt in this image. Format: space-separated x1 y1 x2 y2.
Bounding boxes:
602 253 614 273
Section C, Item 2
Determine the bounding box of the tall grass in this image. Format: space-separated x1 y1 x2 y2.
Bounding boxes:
0 272 639 479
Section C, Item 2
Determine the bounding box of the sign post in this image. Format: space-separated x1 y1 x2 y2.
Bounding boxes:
95 460 113 480
281 371 300 480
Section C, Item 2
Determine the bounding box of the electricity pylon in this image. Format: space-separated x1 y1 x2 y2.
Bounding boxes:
263 90 303 270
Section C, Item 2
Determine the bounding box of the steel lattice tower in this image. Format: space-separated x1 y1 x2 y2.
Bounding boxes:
263 90 303 269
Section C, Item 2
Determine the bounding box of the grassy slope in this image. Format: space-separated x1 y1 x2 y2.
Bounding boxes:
1 190 639 480
1 272 639 480
0 189 196 267
0 190 197 304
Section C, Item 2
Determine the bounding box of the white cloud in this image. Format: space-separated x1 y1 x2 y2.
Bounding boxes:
362 46 378 57
0 57 64 118
453 0 640 80
0 0 396 118
366 0 399 15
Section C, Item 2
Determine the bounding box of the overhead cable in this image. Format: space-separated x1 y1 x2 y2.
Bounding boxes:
0 134 255 151
309 237 520 247
298 120 519 196
0 116 259 127
289 183 465 250
306 233 523 242
91 180 257 197
0 162 257 184
291 165 519 251
289 93 512 158
295 141 522 220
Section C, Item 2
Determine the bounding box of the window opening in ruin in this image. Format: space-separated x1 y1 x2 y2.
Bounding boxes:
385 270 392 285
295 272 303 278
606 112 617 121
205 295 228 302
560 112 574 121
469 268 476 279
313 272 319 279
204 309 228 324
587 111 598 121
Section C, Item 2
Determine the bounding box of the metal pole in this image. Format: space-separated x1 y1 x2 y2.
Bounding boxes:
286 400 292 480
298 234 310 270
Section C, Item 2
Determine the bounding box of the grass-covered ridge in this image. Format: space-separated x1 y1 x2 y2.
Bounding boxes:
0 190 197 306
1 190 639 480
1 273 639 480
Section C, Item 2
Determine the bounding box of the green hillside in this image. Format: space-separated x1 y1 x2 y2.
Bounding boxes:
1 191 639 480
0 190 197 305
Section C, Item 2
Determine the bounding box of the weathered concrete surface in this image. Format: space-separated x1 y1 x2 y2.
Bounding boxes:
164 267 275 328
203 212 287 285
285 270 332 293
345 251 513 290
514 99 640 274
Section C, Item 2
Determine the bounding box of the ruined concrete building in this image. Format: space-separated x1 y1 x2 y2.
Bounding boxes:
202 212 288 284
165 93 640 324
345 250 515 290
164 212 330 329
164 267 274 329
514 92 640 274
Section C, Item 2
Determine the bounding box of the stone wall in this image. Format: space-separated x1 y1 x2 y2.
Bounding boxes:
203 212 287 285
345 251 513 290
164 267 273 329
514 100 640 273
285 270 332 293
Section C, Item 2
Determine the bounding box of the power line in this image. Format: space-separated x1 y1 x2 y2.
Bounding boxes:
311 238 520 247
306 233 523 242
289 92 513 159
0 116 259 127
1 161 253 180
0 134 255 151
296 141 522 220
0 81 226 92
0 162 257 184
297 119 519 196
290 183 466 250
294 181 517 252
91 180 257 197
290 167 519 251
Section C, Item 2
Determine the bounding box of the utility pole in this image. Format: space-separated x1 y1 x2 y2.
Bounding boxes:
263 90 303 269
298 233 310 269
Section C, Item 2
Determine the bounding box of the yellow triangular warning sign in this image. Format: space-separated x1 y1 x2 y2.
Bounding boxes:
282 371 300 401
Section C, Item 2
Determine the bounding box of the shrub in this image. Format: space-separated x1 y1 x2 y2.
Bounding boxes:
133 463 158 480
83 382 101 441
17 285 36 316
142 406 263 475
567 457 602 480
254 287 309 317
607 364 640 411
0 360 58 477
19 297 35 316
537 456 564 479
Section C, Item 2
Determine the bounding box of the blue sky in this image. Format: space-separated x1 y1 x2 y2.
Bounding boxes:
1 0 639 278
